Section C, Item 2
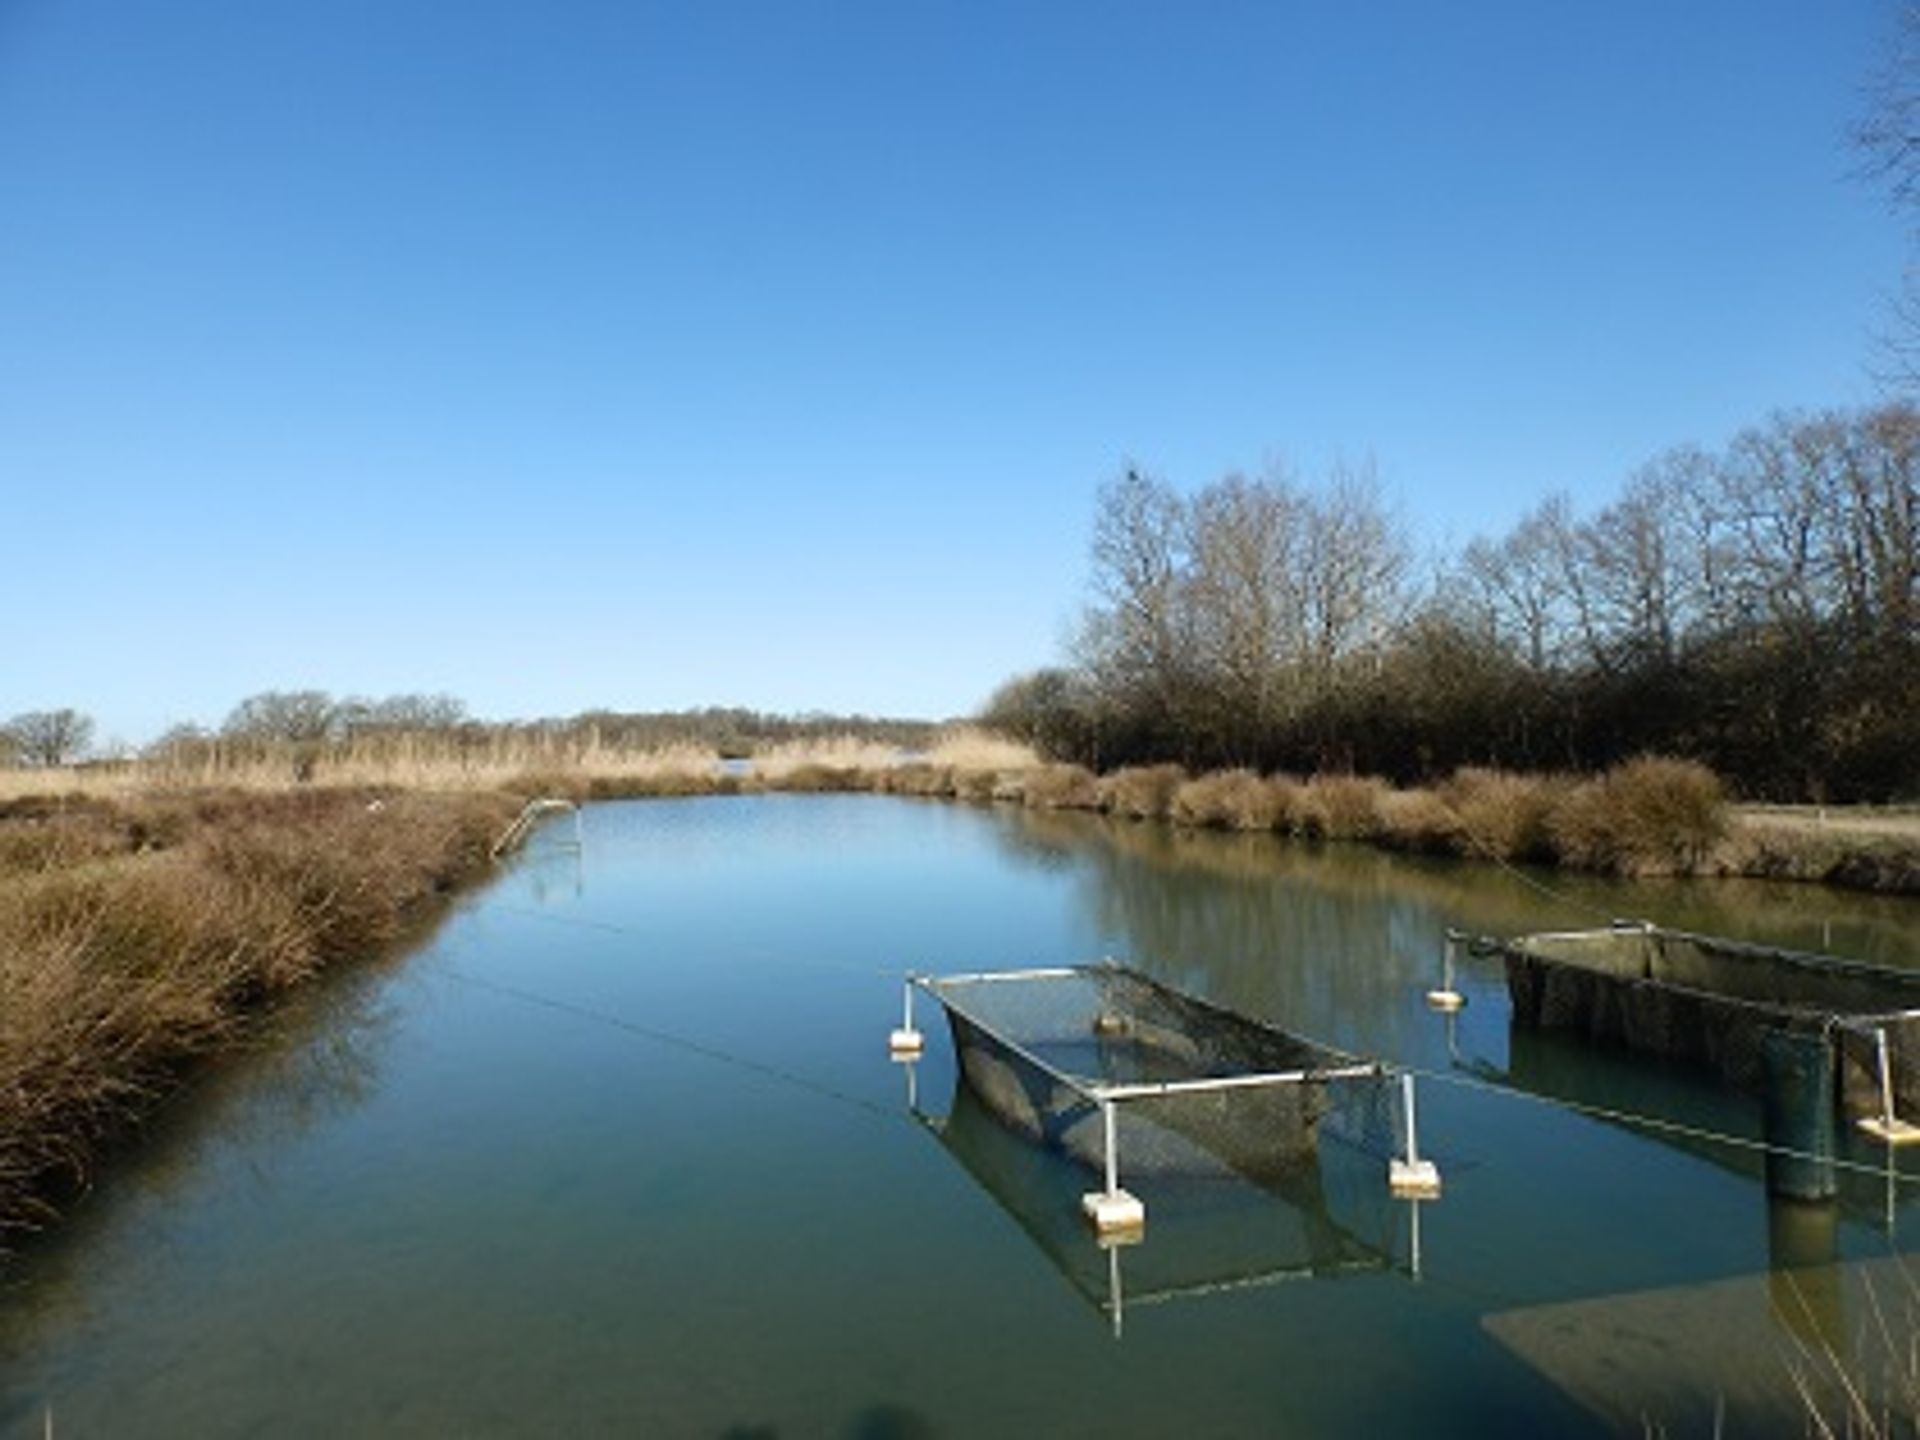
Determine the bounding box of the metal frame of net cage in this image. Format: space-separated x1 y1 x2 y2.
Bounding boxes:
894 960 1436 1235
1490 921 1920 1200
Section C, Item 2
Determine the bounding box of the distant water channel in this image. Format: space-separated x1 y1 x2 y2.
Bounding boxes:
4 796 1920 1436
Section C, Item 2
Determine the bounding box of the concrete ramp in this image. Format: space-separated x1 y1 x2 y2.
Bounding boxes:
1484 1253 1920 1435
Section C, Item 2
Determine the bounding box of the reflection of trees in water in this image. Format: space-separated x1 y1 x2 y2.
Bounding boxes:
988 808 1920 972
985 811 1461 1060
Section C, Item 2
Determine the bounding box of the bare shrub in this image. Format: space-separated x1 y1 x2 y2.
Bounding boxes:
877 764 957 798
1266 774 1309 834
989 772 1027 804
1171 770 1280 831
950 768 1001 803
768 764 866 794
1376 788 1464 853
1549 756 1727 874
1298 775 1389 840
1021 764 1101 811
1097 764 1187 821
1437 768 1566 861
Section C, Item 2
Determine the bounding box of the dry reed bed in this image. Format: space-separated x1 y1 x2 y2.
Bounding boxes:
0 788 513 1241
7 733 1913 891
870 754 1914 892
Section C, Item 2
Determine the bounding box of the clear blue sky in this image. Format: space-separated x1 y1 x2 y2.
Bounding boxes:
1 1 1905 745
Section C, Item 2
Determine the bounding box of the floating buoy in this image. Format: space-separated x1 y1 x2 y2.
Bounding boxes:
1388 1072 1443 1198
889 976 924 1060
1857 1024 1920 1145
1081 1187 1146 1236
1389 1156 1442 1199
889 1026 924 1060
1425 930 1466 1012
1859 1115 1920 1145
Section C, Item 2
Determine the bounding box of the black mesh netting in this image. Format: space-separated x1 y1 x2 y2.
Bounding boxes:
928 965 1399 1185
1500 928 1920 1120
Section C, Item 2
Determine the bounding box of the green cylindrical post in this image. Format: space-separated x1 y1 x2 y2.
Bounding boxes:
1761 1028 1837 1202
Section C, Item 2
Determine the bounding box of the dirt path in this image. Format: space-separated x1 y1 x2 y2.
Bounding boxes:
1736 805 1920 840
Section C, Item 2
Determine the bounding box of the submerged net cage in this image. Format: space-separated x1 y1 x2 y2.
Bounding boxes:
1497 924 1920 1128
915 963 1398 1188
916 1079 1398 1325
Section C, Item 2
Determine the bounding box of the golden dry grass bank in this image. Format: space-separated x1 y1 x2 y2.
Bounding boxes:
0 788 514 1240
969 755 1915 893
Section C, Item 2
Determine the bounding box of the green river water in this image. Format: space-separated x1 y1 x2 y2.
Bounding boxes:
2 795 1918 1436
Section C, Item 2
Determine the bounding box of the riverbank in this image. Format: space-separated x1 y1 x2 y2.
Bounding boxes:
6 735 1917 893
0 787 514 1243
2 746 1912 1241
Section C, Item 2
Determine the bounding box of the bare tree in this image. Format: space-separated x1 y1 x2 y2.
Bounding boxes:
1184 471 1306 743
340 693 469 735
1580 457 1715 670
1078 467 1195 723
1295 460 1411 680
1833 402 1919 647
223 689 342 780
3 708 95 767
1456 495 1580 673
1856 0 1920 394
223 690 340 745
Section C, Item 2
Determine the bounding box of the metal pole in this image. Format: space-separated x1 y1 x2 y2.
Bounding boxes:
1878 1025 1898 1129
1402 1073 1420 1167
1409 1186 1423 1281
903 979 915 1035
1103 1100 1119 1198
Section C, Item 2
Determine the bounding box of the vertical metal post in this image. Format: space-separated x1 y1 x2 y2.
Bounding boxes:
1107 1240 1125 1340
889 975 924 1059
1103 1099 1120 1199
1889 1149 1899 1235
1427 930 1466 1011
1402 1072 1420 1167
1408 1187 1424 1281
1878 1025 1898 1129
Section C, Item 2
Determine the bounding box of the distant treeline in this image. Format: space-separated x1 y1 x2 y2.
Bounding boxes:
983 403 1918 802
0 695 939 775
146 695 938 766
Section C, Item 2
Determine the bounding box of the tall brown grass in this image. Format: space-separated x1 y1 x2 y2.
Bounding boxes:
0 788 512 1240
1018 763 1102 811
1096 764 1187 820
1295 774 1392 841
1435 768 1567 862
1171 769 1282 831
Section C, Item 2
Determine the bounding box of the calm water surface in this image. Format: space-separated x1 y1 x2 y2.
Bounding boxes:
3 795 1919 1437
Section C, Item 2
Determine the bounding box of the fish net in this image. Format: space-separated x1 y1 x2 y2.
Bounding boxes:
921 965 1399 1187
1500 927 1920 1122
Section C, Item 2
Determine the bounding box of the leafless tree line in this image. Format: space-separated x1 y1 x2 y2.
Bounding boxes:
129 695 935 775
1856 0 1920 395
986 403 1918 799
